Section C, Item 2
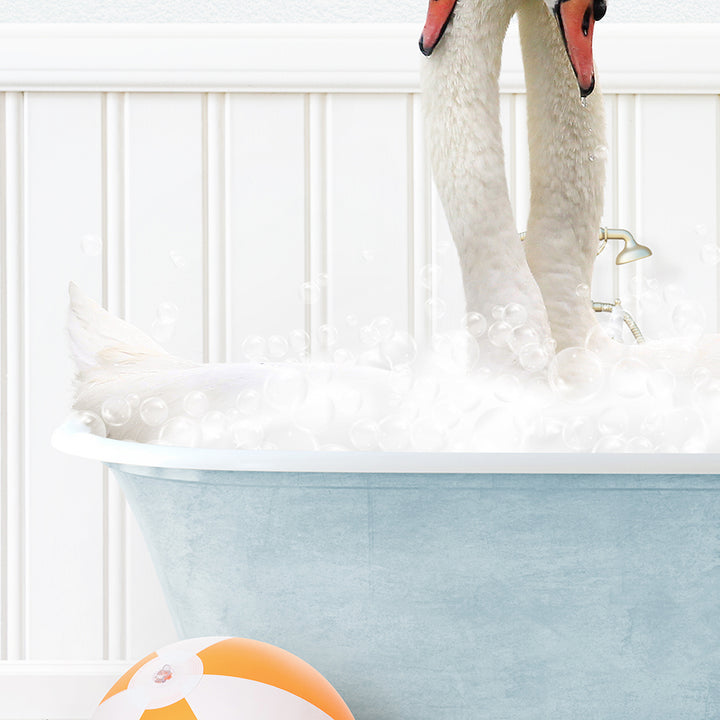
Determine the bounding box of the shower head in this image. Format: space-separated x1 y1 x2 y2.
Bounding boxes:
601 228 653 265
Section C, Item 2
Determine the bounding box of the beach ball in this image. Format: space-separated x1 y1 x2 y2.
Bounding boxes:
92 636 354 720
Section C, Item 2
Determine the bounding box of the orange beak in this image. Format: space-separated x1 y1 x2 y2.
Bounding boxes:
419 0 457 56
556 0 598 96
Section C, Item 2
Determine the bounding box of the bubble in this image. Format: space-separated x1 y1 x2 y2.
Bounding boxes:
504 303 527 328
598 406 629 436
267 335 289 360
299 281 320 305
294 391 335 434
472 407 521 451
432 331 480 373
169 250 188 268
494 374 521 403
371 316 395 341
611 358 649 399
236 388 262 415
268 427 318 451
563 416 598 451
345 313 359 327
361 249 375 263
78 411 106 437
593 435 626 453
360 324 381 348
626 436 654 453
183 391 209 418
81 234 102 256
672 300 706 341
585 322 620 358
508 325 540 355
695 224 709 237
231 417 264 449
264 367 309 410
200 411 227 445
378 416 411 451
239 335 266 361
463 312 488 338
491 305 505 320
519 343 550 372
663 283 685 305
488 320 513 348
158 417 200 447
332 348 356 367
419 264 439 290
317 324 338 350
350 419 380 450
139 397 169 427
575 282 591 299
125 393 140 410
288 329 310 354
101 396 132 427
151 319 175 343
425 297 447 321
666 408 707 450
380 331 417 369
410 418 446 451
701 243 720 265
646 368 676 399
548 347 604 402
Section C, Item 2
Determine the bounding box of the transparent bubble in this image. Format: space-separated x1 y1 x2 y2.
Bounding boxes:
410 418 446 451
350 419 380 451
493 373 521 403
139 397 169 427
267 335 289 360
81 234 102 257
332 348 356 367
78 410 106 437
158 417 200 447
200 411 227 445
663 283 685 306
672 300 706 341
378 416 411 451
585 322 620 358
380 331 417 369
626 436 654 453
598 406 629 436
360 324 381 348
299 281 320 305
575 283 591 299
155 302 178 325
508 325 540 355
488 320 513 348
548 347 604 402
183 391 209 418
491 305 505 320
125 393 140 410
666 408 707 450
241 335 266 362
294 391 335 434
288 329 310 354
463 312 488 338
593 435 626 453
504 303 527 328
519 343 550 372
231 417 264 449
317 324 338 350
646 368 676 399
169 250 188 268
472 407 521 451
268 427 318 451
432 331 480 373
611 358 649 399
695 224 709 238
425 297 447 321
361 249 375 263
692 366 712 389
101 396 132 427
563 416 598 451
236 388 262 415
640 413 664 438
151 319 175 343
371 316 395 342
419 264 439 290
264 367 309 410
345 313 359 327
701 243 720 265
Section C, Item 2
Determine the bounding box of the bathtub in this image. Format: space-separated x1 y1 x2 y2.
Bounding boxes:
53 417 720 720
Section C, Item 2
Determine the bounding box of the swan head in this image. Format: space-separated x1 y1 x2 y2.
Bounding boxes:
419 0 606 97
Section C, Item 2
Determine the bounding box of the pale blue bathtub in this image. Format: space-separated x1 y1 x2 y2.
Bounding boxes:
54 419 720 720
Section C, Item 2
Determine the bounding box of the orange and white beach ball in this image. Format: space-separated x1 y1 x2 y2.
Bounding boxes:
92 636 355 720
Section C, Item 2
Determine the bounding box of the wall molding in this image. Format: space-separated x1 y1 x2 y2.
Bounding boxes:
0 23 719 93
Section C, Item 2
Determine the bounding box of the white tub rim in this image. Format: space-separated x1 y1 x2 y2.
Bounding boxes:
52 416 720 475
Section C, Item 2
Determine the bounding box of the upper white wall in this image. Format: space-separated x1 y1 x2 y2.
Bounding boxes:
0 0 719 23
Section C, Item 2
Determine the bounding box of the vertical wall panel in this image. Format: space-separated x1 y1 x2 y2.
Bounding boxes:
226 93 307 360
635 95 718 337
326 93 410 349
24 93 105 660
125 94 205 362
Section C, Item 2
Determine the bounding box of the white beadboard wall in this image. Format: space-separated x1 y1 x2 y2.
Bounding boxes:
1 23 720 719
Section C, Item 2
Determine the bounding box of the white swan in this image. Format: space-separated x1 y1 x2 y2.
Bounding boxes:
420 0 607 354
